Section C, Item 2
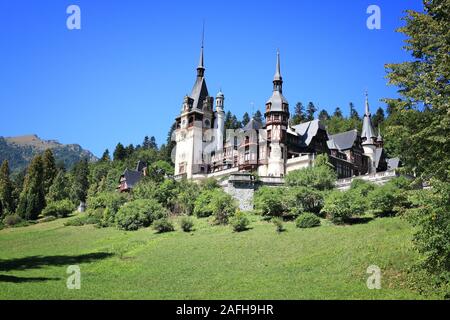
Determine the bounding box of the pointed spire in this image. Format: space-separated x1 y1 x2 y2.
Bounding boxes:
377 126 383 141
197 22 205 77
274 49 282 81
364 90 370 116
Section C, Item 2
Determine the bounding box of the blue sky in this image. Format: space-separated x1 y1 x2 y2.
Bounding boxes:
0 0 423 157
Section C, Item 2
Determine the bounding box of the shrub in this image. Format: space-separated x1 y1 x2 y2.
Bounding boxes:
405 181 450 298
193 189 237 224
285 161 336 191
42 199 75 218
272 217 285 233
254 186 286 218
173 180 200 215
368 184 399 217
321 190 352 224
180 216 194 232
230 211 249 232
116 199 167 231
285 187 324 216
153 217 175 233
296 212 321 228
88 192 127 213
3 214 23 227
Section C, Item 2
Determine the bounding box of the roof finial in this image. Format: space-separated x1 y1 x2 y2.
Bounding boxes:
197 21 205 76
364 90 370 116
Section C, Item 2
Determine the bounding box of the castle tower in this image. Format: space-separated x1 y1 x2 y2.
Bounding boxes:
174 35 213 179
361 91 377 174
215 90 225 152
263 50 290 177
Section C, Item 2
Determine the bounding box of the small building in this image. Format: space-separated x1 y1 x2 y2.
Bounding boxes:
118 161 147 192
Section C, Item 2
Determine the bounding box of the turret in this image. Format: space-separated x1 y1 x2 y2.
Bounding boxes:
215 90 225 151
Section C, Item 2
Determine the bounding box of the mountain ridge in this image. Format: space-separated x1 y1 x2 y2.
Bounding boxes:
0 134 98 173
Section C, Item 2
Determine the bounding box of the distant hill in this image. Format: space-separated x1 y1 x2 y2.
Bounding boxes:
0 134 98 173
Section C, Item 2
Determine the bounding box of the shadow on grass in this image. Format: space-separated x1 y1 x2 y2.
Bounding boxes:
345 217 374 225
0 252 114 273
0 274 60 283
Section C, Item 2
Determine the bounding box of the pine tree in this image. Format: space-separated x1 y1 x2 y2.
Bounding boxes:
17 155 46 220
333 107 343 118
100 149 111 162
349 102 360 120
318 109 330 121
0 160 14 216
372 107 385 128
143 136 150 149
125 144 135 157
291 102 306 125
70 159 89 205
149 136 158 149
113 143 127 161
306 102 317 121
253 110 264 125
47 170 70 202
42 149 57 195
242 112 250 126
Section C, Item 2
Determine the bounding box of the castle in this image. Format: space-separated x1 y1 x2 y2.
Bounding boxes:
172 44 396 183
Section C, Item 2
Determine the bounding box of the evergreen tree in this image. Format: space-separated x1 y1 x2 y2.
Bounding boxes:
125 144 135 157
384 0 450 180
100 149 111 162
143 136 150 149
306 102 317 121
17 155 46 220
113 143 127 161
333 107 343 118
318 109 330 121
372 107 385 128
242 112 250 126
70 159 89 205
253 110 264 125
42 149 57 195
149 136 158 150
0 160 14 216
349 102 360 120
47 170 70 202
291 102 306 125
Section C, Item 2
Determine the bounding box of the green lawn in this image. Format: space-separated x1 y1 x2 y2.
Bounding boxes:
0 214 436 299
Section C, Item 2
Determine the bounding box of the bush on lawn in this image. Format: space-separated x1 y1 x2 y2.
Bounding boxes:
272 217 285 233
295 212 321 228
180 216 194 232
230 211 250 232
193 189 237 224
254 186 286 219
3 214 23 227
42 199 75 218
153 217 175 233
116 199 167 231
284 156 336 191
368 184 401 217
321 190 352 224
285 187 324 216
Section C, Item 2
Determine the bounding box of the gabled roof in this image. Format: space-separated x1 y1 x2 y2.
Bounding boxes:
292 120 326 147
327 129 358 151
242 118 263 131
387 157 400 170
375 148 383 168
121 168 143 189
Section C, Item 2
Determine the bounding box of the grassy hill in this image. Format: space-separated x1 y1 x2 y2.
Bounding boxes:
0 214 436 300
0 134 97 172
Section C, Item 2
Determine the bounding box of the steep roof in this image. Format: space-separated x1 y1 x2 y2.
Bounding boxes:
121 168 143 189
190 77 209 110
292 120 325 147
327 130 358 151
242 118 263 131
387 157 400 170
361 92 377 143
266 91 289 112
